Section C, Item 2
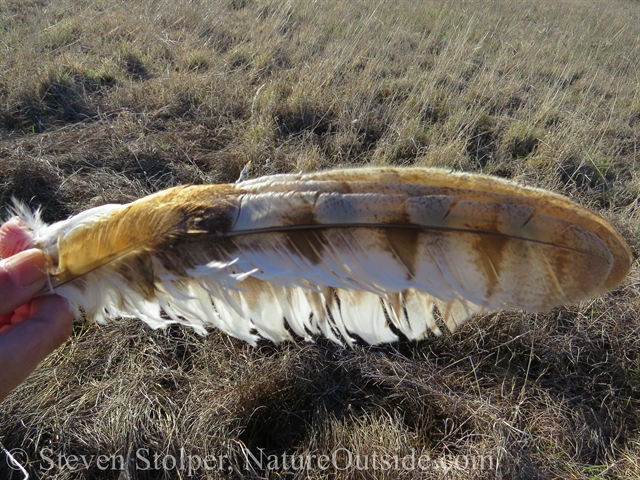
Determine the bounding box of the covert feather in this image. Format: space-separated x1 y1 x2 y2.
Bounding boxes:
1 168 631 345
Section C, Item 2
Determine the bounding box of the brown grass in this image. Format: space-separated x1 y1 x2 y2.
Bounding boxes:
1 0 639 478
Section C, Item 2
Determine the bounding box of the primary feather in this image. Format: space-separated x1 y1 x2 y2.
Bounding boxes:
8 168 632 345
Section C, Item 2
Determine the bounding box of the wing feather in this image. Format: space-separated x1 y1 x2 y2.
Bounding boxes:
10 167 630 345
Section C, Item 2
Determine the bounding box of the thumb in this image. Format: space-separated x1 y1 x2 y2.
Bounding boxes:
0 249 49 315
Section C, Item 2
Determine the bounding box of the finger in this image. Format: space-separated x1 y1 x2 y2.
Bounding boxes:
30 295 75 328
0 249 49 316
0 296 74 402
0 217 35 258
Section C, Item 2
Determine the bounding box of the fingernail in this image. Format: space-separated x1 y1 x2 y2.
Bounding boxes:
2 249 47 288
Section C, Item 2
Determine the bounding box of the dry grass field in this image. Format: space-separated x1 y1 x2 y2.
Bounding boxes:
1 0 640 478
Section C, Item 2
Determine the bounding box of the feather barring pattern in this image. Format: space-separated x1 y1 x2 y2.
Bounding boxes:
1 168 631 345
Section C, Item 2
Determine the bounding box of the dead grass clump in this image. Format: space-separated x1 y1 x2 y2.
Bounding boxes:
4 69 107 132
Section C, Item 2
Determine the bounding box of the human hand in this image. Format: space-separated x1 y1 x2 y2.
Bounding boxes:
0 248 74 402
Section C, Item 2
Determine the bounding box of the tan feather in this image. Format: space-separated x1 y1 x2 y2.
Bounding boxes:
8 167 631 345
